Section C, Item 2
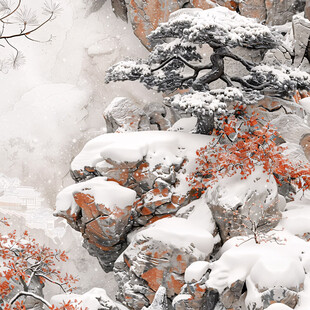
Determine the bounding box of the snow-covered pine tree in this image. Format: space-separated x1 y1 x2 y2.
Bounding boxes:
106 7 310 134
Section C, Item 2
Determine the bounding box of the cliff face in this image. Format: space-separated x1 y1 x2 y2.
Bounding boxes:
53 2 310 310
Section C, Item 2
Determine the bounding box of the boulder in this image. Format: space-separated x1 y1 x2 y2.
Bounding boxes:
246 256 305 309
271 114 310 145
173 261 219 310
54 178 137 271
206 166 280 242
103 97 150 133
143 102 171 131
300 133 310 161
114 217 215 309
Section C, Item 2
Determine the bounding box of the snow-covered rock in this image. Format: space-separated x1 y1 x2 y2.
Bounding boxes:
51 288 126 310
115 216 215 309
206 166 280 242
55 177 136 271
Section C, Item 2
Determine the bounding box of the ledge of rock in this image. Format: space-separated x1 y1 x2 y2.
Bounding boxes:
55 177 136 271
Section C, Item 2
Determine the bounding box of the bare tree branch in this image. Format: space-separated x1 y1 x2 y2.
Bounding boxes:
0 0 21 21
9 291 52 308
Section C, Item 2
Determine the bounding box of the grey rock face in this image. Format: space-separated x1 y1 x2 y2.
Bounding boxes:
305 0 310 20
83 239 129 272
220 280 245 309
111 0 128 21
144 102 171 131
173 269 219 310
266 0 305 25
207 176 280 242
103 97 150 133
260 288 299 309
292 15 310 66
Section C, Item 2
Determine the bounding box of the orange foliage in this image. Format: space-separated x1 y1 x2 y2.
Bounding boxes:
0 219 82 310
189 111 310 193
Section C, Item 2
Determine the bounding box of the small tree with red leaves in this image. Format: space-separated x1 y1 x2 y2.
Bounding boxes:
189 106 310 195
0 218 81 310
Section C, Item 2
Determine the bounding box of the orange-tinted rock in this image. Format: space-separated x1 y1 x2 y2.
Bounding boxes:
238 0 266 22
114 217 212 309
128 0 219 48
190 0 217 10
55 178 136 272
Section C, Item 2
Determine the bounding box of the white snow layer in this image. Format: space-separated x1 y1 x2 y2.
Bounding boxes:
155 7 276 47
136 217 214 257
206 230 308 295
184 261 210 283
55 177 137 216
71 130 212 171
206 165 278 211
51 288 127 310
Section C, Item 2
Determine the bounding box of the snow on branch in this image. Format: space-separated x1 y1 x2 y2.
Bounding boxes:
245 65 310 96
167 87 243 115
105 59 151 83
149 7 279 49
149 38 202 64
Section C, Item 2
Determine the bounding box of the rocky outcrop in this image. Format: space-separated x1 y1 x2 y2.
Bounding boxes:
57 131 213 273
56 128 309 310
86 0 306 49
